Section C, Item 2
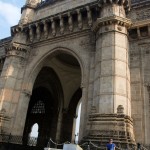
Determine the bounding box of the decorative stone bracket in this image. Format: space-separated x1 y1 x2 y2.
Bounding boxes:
5 42 29 58
93 15 132 32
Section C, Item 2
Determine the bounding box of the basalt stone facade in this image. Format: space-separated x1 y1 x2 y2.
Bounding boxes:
0 0 150 149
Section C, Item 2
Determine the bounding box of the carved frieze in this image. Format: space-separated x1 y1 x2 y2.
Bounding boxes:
93 15 132 32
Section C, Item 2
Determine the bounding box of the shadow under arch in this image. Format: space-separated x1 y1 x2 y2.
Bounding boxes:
25 47 85 94
23 67 64 147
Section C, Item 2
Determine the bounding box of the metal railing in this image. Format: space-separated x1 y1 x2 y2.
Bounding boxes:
0 134 150 150
0 134 44 150
0 134 39 145
79 141 137 150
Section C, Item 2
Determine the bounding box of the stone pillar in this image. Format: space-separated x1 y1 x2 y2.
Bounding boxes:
11 91 31 136
79 84 88 142
19 0 40 25
0 42 29 134
144 84 150 146
86 1 135 148
95 3 131 116
56 109 63 142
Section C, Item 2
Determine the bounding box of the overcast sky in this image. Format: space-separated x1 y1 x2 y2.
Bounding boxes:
0 0 25 39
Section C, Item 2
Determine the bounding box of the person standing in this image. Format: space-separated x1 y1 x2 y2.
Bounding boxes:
106 139 116 150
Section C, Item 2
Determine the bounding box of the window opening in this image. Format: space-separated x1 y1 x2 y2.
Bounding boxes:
31 100 45 114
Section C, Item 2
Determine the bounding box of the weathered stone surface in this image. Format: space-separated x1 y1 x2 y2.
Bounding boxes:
0 0 150 149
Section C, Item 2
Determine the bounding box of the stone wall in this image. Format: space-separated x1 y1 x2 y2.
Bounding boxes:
128 1 150 146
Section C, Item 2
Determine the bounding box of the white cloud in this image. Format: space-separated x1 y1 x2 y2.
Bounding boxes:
0 1 21 26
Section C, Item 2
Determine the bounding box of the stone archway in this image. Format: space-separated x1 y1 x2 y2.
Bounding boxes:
22 50 83 148
23 67 63 147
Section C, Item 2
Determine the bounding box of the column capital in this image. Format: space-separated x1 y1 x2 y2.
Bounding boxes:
5 42 29 58
98 0 131 12
93 15 132 32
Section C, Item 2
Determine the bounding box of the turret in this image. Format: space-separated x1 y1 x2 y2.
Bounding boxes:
19 0 41 25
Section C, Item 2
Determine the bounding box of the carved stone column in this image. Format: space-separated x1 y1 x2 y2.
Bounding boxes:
0 42 29 134
85 0 135 148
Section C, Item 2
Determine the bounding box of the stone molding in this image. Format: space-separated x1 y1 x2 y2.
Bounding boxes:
93 15 132 32
12 1 97 41
130 19 150 29
88 113 133 122
11 0 132 42
5 42 29 58
85 113 135 148
12 4 96 43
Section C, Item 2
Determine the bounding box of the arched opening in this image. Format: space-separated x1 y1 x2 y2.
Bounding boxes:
30 123 39 138
23 51 82 148
23 68 63 147
28 123 39 146
75 102 82 144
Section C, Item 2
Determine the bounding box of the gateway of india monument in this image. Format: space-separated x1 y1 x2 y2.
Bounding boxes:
0 0 150 149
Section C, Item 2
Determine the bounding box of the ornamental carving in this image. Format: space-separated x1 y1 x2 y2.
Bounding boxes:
117 105 124 114
5 42 29 58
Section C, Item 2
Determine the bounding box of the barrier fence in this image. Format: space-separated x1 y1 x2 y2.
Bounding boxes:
0 134 149 150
